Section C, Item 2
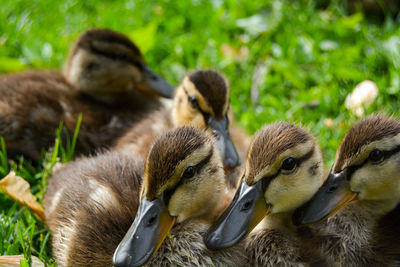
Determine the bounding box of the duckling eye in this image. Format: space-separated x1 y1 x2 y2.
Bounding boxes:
281 157 297 172
188 96 199 109
182 166 195 179
368 149 384 163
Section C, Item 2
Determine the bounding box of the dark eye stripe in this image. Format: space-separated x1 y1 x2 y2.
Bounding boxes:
376 144 400 162
192 147 213 174
162 147 214 203
345 144 400 179
89 45 142 68
260 147 315 191
296 148 315 166
182 85 212 123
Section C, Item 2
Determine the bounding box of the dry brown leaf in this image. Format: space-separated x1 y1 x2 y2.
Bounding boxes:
0 171 45 221
0 255 44 267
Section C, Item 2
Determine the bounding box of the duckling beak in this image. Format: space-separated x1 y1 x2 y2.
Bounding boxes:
204 178 269 250
140 65 175 98
292 169 357 226
113 193 176 267
208 116 240 169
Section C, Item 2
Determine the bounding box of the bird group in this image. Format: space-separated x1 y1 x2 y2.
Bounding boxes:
2 28 399 267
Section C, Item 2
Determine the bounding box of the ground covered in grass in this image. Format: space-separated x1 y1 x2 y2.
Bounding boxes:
1 0 400 265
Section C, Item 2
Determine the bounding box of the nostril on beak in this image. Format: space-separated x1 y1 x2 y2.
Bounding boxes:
150 74 158 81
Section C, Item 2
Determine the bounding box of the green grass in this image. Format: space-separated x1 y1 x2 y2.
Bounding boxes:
1 0 400 265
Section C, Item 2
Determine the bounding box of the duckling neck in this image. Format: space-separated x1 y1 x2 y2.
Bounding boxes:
358 198 399 218
195 187 235 224
257 212 297 232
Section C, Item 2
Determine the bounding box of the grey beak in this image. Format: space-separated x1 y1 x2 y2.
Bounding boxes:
204 178 269 250
141 65 175 98
208 116 240 168
292 169 356 226
113 194 175 267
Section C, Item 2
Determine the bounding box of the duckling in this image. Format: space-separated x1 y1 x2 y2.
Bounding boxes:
116 69 249 188
0 28 174 160
293 115 400 266
44 126 247 267
205 122 326 266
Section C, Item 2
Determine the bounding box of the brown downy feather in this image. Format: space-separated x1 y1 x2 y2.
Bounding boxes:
247 227 307 267
114 109 173 163
374 203 400 265
150 220 247 267
44 151 143 267
0 28 169 161
245 223 327 267
308 202 391 266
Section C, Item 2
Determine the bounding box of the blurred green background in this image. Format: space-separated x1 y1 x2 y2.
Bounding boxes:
0 0 399 265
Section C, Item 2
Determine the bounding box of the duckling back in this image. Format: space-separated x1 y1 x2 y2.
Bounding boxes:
44 151 143 266
0 28 173 161
0 71 90 159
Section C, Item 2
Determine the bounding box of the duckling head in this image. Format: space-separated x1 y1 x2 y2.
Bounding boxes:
293 115 400 226
113 126 227 267
204 122 324 250
172 69 240 169
64 28 174 103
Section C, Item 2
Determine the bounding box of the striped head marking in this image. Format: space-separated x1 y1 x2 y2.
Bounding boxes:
172 70 240 169
143 126 226 222
332 115 400 203
244 122 324 213
65 28 173 101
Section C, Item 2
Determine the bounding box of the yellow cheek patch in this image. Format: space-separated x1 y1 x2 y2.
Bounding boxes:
144 144 213 199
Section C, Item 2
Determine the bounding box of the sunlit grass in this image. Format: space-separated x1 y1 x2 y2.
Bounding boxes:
0 118 81 265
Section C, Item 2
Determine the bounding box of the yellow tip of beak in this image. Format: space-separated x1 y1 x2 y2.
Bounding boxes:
154 211 177 254
248 198 270 234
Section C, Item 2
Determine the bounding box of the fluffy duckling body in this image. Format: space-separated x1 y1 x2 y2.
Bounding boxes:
205 123 326 266
0 29 173 160
116 69 249 188
44 151 143 266
293 115 400 266
44 127 247 267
